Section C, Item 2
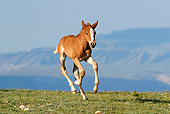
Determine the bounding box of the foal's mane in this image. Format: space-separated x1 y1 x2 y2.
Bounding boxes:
76 34 80 38
76 28 84 38
75 23 91 38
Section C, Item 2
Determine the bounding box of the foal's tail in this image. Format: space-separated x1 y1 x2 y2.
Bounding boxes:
53 47 58 54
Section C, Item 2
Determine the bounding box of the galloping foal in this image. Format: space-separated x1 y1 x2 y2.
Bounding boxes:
54 20 99 100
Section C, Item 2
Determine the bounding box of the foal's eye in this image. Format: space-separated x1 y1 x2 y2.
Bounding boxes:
86 32 88 35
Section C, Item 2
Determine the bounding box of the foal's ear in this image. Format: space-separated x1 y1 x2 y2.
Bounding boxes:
92 20 98 29
82 20 86 28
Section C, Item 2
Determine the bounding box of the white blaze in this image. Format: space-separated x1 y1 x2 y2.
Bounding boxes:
90 28 94 42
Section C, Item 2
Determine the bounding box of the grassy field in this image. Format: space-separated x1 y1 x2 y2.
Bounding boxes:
0 89 170 113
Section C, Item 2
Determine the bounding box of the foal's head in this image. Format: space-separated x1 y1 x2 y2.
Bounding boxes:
82 20 98 48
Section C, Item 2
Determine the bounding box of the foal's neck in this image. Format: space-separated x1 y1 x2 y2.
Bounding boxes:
76 29 85 40
76 29 88 49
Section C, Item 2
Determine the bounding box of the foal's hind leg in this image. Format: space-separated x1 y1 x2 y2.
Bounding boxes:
59 53 76 94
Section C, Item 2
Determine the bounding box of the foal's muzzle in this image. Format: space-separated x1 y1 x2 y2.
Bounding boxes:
90 42 96 48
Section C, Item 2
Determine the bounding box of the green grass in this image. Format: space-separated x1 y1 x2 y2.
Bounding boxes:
1 89 170 113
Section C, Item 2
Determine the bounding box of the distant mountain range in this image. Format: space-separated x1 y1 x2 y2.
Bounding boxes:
1 76 170 92
0 28 170 86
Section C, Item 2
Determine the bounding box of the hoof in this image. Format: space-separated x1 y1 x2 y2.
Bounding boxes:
72 90 77 94
81 94 88 100
93 89 98 94
83 96 88 100
85 98 88 100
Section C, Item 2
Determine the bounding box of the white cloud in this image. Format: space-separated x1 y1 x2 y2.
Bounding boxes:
154 74 170 85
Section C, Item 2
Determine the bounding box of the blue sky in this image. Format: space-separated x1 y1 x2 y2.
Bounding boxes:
0 0 170 53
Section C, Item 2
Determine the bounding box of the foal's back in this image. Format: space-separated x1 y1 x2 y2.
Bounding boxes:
58 35 84 59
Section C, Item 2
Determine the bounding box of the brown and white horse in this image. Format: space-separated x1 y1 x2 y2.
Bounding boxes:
54 20 99 100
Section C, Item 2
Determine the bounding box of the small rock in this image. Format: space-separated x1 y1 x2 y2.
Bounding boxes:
19 105 25 110
24 107 30 111
95 111 101 114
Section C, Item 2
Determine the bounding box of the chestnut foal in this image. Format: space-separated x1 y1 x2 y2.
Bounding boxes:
54 20 99 100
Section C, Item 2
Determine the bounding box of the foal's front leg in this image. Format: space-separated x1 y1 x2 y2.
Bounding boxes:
72 57 88 100
85 56 99 93
73 64 80 85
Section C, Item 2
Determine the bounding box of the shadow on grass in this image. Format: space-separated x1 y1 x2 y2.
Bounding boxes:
136 98 170 104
